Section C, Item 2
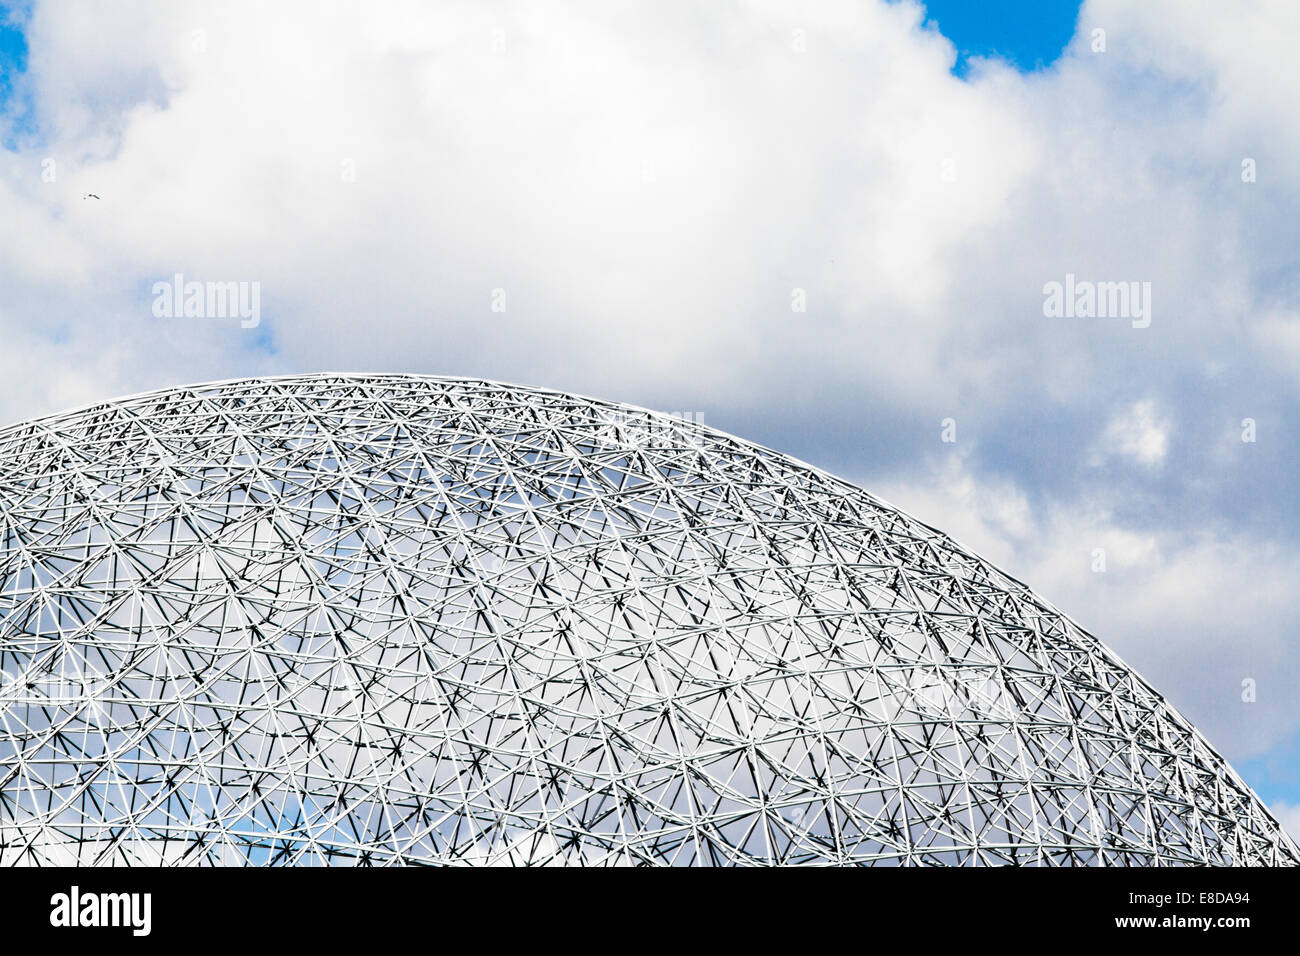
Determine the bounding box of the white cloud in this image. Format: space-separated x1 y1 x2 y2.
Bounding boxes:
1271 801 1300 843
1094 399 1170 469
0 0 1294 422
874 449 1300 762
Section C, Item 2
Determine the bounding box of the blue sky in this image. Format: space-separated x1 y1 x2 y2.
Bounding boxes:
1 0 1299 838
0 2 28 148
920 0 1082 76
0 6 25 103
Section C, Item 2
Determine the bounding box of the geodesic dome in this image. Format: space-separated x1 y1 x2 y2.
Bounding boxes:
0 374 1294 866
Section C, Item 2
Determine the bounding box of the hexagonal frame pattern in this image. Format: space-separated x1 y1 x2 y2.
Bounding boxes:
0 374 1294 866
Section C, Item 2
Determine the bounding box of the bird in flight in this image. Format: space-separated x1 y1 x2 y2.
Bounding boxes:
84 193 100 200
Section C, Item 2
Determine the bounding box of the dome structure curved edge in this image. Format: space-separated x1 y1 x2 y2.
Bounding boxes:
0 372 1294 866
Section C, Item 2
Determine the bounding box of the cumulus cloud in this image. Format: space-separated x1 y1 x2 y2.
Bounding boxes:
874 449 1299 762
1093 399 1170 468
0 0 1297 774
1272 801 1300 844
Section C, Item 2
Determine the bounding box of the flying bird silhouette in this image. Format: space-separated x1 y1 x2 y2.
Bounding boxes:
83 193 100 200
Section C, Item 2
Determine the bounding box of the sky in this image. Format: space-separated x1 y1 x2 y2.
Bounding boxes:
921 0 1082 75
0 7 25 140
1 0 1299 836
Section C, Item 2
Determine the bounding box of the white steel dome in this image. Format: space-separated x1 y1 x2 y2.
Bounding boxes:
0 374 1293 866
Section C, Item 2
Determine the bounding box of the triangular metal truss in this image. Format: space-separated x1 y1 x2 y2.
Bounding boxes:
0 373 1293 866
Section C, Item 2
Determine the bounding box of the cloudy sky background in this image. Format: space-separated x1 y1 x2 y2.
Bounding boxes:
1 0 1299 831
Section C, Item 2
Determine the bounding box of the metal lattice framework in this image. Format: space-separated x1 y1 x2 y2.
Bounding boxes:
0 374 1294 866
